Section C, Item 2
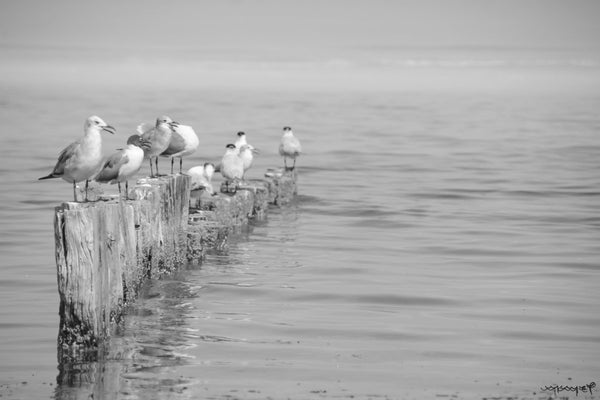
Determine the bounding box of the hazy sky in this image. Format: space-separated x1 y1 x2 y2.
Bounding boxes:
1 0 599 91
1 0 599 57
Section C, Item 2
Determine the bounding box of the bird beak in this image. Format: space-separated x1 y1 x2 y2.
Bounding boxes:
169 121 180 129
138 138 151 150
102 125 116 134
251 148 260 154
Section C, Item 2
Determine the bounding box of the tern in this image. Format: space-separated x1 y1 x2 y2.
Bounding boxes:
279 126 301 170
220 143 244 183
39 115 115 202
238 144 255 178
187 162 215 194
137 116 177 177
95 135 151 199
160 121 199 174
234 131 259 177
234 131 250 149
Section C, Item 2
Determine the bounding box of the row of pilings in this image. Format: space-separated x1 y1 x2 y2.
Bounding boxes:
53 168 297 360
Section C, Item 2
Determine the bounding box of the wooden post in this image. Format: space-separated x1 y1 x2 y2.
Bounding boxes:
187 168 297 261
55 175 190 359
54 168 296 360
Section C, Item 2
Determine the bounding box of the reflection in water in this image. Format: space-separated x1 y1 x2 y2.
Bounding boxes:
54 279 198 399
54 202 302 399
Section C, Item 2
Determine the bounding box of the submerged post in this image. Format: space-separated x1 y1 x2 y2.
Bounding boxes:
54 168 297 360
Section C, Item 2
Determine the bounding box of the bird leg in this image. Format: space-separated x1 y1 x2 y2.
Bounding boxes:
292 158 296 170
179 157 183 174
149 158 154 178
155 157 160 176
125 181 129 200
72 182 78 202
284 157 288 170
117 182 122 198
85 180 89 202
170 157 174 175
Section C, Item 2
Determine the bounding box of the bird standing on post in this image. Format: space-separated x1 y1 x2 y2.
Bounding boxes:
160 121 199 174
39 115 116 202
137 116 177 177
234 131 249 149
95 135 151 199
188 162 216 194
234 131 258 178
238 144 255 178
220 143 244 190
279 126 301 170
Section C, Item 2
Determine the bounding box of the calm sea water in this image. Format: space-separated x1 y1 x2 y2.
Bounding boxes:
1 50 599 399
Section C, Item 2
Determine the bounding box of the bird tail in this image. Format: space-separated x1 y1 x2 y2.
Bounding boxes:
38 173 56 180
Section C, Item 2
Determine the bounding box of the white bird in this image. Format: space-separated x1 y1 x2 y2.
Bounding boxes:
160 121 199 174
187 162 215 194
39 115 116 202
220 143 244 182
279 126 301 170
95 135 151 199
238 144 254 177
137 116 176 177
234 130 258 151
234 131 249 149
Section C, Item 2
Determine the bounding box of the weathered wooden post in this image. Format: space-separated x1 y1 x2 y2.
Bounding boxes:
187 168 298 261
54 175 190 359
54 168 297 361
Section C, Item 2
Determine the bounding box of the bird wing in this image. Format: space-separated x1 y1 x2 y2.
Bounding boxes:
95 152 128 183
137 122 155 135
190 179 209 190
176 124 196 137
281 136 302 156
291 137 302 154
52 141 81 176
161 130 186 156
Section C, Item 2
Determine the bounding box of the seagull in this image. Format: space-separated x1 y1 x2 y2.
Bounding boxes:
137 116 176 177
220 143 244 183
160 121 199 174
95 135 151 199
238 144 255 178
39 115 116 202
187 162 215 194
279 126 301 170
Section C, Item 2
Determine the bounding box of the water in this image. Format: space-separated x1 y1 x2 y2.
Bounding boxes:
1 49 600 399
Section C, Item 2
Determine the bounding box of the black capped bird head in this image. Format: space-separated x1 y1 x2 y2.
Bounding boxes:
127 134 152 151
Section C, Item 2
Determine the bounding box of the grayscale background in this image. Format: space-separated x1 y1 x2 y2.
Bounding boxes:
1 1 599 399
